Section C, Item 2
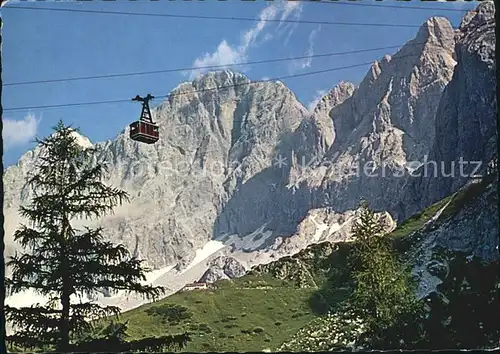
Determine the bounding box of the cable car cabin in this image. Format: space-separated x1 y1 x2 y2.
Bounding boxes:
130 94 159 144
129 120 159 144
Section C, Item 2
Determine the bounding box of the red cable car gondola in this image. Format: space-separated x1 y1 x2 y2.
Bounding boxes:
129 94 159 144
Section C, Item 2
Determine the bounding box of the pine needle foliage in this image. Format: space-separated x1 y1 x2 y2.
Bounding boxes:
4 121 189 352
348 200 421 346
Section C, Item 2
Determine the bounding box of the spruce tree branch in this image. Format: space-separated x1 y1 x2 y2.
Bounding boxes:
6 121 178 351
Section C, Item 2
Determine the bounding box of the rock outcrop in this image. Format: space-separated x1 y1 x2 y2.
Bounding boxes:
198 256 247 283
404 173 498 299
244 207 395 268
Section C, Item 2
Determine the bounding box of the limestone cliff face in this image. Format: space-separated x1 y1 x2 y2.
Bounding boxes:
398 1 497 219
3 71 308 269
292 82 356 164
213 14 461 245
289 16 457 221
96 71 307 267
327 16 456 161
288 3 495 226
3 3 496 278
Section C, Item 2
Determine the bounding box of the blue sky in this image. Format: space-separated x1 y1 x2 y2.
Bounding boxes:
1 0 477 167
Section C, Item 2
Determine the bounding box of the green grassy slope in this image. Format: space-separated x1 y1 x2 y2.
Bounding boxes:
437 172 497 222
120 275 331 352
388 195 452 241
118 241 353 352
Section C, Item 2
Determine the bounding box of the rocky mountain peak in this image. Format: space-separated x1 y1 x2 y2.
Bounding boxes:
414 17 455 48
326 12 456 154
460 0 495 30
392 16 455 70
290 81 356 166
192 70 249 89
456 0 495 68
313 81 356 114
69 130 94 149
287 9 464 221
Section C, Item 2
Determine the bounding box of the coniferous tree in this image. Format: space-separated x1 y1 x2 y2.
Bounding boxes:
348 200 421 347
4 121 189 352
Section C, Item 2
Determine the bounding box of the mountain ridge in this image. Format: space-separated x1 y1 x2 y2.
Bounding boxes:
3 2 496 317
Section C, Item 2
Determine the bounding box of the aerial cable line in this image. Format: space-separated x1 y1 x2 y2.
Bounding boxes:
5 42 431 87
3 5 450 29
305 0 475 13
4 1 475 13
4 52 423 113
30 0 476 13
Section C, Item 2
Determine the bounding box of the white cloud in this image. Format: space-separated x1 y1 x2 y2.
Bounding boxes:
190 40 245 79
3 113 40 149
307 89 327 112
241 2 281 49
279 0 302 25
289 25 322 74
279 1 304 46
188 0 303 80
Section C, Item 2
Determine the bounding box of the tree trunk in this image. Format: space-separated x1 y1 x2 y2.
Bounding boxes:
58 219 71 352
59 257 71 352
